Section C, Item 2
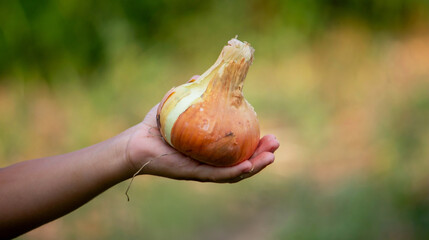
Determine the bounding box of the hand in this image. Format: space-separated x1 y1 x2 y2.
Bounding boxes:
125 104 280 183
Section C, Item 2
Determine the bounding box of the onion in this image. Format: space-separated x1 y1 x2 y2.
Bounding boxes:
156 38 260 167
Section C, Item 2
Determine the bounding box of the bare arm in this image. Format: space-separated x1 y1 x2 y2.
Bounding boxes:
0 131 132 239
0 104 280 239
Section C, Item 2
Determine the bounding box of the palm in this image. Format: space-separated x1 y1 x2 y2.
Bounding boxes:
127 104 280 183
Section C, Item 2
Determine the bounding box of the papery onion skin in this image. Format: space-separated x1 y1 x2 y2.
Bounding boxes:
157 38 260 167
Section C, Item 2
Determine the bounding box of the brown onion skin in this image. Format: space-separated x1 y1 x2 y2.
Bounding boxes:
157 40 259 167
170 102 259 167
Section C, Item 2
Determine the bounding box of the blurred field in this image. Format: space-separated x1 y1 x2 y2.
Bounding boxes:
1 0 429 239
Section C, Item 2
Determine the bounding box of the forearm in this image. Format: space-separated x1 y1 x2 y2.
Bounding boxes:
0 128 134 238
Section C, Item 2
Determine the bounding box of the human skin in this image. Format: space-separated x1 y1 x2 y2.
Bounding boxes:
0 104 280 239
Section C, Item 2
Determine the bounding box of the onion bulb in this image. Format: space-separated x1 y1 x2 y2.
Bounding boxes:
156 38 260 167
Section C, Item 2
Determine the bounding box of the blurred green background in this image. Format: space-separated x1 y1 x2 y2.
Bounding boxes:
1 0 429 239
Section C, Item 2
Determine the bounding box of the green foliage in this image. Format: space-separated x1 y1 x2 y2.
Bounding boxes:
381 84 429 162
1 0 428 83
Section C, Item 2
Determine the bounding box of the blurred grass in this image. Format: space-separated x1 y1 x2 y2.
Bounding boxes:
1 0 429 239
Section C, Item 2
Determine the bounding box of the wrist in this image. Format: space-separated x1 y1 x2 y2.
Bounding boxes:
102 126 140 181
124 122 166 177
121 123 153 176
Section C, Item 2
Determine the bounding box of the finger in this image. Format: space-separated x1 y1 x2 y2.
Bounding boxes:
246 151 275 176
251 135 280 158
226 152 275 183
193 160 252 183
191 135 278 183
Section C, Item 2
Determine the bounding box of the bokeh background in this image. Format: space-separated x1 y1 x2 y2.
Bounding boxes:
1 0 429 239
